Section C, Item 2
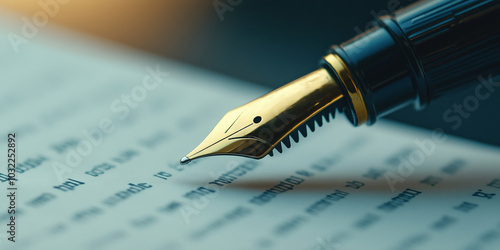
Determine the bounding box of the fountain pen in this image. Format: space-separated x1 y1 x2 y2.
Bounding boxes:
180 0 499 164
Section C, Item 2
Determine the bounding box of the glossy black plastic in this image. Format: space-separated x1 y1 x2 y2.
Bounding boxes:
324 0 500 125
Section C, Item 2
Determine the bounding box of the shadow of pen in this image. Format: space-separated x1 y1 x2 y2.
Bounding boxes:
183 166 499 193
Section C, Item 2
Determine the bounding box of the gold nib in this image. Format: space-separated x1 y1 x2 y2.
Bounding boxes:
180 67 345 164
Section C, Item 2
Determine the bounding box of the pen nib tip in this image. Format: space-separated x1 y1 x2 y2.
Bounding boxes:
180 156 191 165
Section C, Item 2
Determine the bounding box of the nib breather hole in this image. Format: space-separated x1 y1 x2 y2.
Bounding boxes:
253 116 262 123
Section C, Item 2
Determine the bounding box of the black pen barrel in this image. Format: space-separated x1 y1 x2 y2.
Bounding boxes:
324 0 500 125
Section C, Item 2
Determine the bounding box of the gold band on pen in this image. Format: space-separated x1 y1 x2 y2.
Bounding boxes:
323 54 369 126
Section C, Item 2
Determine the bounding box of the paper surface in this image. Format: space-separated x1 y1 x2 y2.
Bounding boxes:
1 15 500 250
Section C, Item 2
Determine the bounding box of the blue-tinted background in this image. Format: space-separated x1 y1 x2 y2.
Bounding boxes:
2 0 498 146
